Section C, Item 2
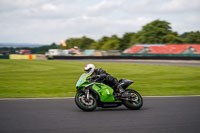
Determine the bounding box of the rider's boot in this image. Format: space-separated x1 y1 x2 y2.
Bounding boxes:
117 85 125 94
113 86 125 100
113 85 125 99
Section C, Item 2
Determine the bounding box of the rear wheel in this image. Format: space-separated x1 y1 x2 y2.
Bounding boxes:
123 89 143 110
75 91 97 111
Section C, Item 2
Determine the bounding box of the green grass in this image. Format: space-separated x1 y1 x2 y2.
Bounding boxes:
0 60 200 98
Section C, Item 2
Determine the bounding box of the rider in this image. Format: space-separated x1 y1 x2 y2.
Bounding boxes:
84 64 125 93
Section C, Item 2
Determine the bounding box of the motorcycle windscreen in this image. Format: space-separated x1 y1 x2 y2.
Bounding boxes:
76 73 91 87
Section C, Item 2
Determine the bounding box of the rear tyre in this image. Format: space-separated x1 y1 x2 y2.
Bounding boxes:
75 91 97 111
123 89 143 110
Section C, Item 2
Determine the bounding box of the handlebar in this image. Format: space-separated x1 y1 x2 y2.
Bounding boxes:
85 82 96 88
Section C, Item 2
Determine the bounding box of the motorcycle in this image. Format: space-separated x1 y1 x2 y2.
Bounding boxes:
75 72 143 111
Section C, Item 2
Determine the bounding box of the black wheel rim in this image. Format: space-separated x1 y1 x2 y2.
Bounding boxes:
78 93 96 108
129 92 142 106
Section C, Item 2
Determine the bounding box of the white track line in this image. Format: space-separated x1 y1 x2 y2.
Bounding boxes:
0 97 74 100
0 95 200 101
143 95 200 97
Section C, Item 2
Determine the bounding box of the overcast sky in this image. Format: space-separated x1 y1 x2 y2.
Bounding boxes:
0 0 200 44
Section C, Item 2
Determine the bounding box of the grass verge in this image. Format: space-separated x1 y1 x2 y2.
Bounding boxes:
0 60 200 98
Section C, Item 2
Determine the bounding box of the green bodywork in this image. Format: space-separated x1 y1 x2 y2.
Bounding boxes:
76 72 120 102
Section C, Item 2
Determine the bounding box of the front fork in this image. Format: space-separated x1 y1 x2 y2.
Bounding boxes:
84 88 90 101
84 82 95 101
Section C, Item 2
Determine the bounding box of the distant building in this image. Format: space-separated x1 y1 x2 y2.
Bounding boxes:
124 44 200 54
16 49 31 55
0 50 9 55
45 49 72 56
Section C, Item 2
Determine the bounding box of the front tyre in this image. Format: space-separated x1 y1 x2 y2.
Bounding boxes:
75 91 97 111
123 89 143 110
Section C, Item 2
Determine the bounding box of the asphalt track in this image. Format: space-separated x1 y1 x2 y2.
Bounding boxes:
67 59 200 67
0 96 200 133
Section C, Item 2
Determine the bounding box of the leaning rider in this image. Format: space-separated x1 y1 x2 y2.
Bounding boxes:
84 64 125 93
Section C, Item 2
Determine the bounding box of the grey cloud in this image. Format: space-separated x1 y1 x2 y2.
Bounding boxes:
86 0 123 16
0 0 82 19
158 0 200 13
0 0 199 44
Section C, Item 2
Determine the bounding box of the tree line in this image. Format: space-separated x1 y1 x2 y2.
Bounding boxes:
59 20 200 51
1 20 200 54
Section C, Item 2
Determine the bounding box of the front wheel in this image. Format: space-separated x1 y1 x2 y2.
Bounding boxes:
75 91 97 111
123 89 143 110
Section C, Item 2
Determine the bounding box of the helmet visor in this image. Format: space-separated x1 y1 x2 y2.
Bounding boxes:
84 68 92 73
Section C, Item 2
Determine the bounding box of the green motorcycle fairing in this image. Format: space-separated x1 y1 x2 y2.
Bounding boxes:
91 83 116 102
76 72 120 103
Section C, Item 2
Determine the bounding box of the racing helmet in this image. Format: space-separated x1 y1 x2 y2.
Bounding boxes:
84 64 95 73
